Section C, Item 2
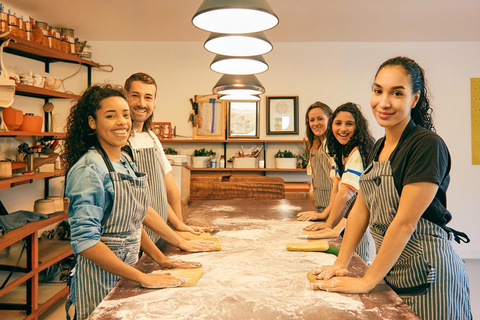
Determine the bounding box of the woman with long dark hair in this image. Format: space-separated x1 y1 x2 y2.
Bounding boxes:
304 102 374 262
314 57 471 320
62 84 200 319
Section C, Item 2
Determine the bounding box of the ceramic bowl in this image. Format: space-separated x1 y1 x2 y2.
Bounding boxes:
47 196 64 212
44 77 62 90
34 199 56 215
2 107 23 130
18 114 43 132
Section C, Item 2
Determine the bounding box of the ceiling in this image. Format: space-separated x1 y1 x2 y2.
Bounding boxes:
8 0 480 42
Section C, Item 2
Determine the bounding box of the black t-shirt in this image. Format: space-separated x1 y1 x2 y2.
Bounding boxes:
369 120 452 228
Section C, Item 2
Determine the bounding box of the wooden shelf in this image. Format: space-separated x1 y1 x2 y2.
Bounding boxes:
0 212 68 251
1 34 99 68
0 131 66 138
15 83 80 100
0 170 64 191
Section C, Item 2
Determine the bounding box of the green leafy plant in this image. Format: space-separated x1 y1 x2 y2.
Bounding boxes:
194 148 216 157
296 153 308 169
274 149 296 158
164 147 178 155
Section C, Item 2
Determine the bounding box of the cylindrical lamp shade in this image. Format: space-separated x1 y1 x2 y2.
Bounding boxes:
213 74 265 96
204 32 273 56
219 94 260 101
210 55 268 75
192 0 279 34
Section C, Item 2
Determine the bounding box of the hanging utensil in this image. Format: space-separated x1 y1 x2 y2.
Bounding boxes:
210 98 216 133
42 102 54 132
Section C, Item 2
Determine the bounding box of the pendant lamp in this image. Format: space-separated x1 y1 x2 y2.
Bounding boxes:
192 0 279 34
219 94 260 101
213 74 265 96
204 32 273 56
210 55 268 75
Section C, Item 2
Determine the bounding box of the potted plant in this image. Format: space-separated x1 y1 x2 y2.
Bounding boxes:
274 149 298 169
193 148 216 168
296 152 308 169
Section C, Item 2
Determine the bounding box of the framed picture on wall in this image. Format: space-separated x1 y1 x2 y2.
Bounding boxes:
266 96 299 135
227 101 260 139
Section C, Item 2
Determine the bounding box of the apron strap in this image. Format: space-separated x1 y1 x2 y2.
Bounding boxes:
95 144 115 173
445 226 470 244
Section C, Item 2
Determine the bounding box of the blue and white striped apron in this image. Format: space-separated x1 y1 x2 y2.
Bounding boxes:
74 147 149 320
128 132 168 243
310 147 332 212
360 161 471 320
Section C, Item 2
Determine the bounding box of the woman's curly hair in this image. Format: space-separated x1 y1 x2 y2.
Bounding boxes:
326 102 375 175
375 56 434 131
61 84 127 174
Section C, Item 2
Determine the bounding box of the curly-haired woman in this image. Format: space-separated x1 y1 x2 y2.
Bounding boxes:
62 84 201 319
304 102 374 263
297 101 334 221
314 57 471 320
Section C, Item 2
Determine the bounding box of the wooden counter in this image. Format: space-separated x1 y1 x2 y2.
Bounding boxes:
90 200 420 320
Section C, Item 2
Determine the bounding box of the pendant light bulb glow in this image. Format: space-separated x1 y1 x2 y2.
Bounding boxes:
210 55 268 75
204 32 272 56
213 74 265 96
192 0 279 34
219 94 260 101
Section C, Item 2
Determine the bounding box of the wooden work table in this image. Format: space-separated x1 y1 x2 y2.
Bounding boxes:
90 199 420 320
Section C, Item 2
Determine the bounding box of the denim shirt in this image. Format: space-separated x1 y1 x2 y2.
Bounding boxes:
65 147 137 255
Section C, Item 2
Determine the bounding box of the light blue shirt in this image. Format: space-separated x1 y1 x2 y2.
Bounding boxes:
65 147 137 255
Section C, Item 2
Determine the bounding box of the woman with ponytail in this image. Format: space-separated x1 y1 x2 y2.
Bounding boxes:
313 57 471 320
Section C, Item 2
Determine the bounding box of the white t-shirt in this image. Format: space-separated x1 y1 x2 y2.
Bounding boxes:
128 130 172 174
335 147 363 192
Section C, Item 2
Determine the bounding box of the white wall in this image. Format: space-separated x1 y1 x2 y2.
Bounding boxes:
2 40 479 258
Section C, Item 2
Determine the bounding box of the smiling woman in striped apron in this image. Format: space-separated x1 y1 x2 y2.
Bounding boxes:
303 103 374 263
314 57 472 320
297 101 333 221
62 84 201 320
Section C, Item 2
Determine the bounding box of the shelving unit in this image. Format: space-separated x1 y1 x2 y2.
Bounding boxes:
160 138 307 171
0 212 72 320
0 34 101 319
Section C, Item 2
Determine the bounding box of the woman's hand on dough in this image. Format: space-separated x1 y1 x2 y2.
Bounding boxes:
159 259 202 269
303 221 327 231
297 211 324 221
313 264 349 280
313 277 373 294
180 239 217 252
140 272 184 288
307 228 339 240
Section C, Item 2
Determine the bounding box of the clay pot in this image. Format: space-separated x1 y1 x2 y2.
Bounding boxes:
18 114 43 132
0 161 12 179
2 107 23 130
34 199 56 215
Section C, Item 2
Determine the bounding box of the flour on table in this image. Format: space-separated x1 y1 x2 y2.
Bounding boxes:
91 218 368 320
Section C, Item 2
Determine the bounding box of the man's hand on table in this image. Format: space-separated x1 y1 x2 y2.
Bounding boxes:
179 239 217 252
158 258 202 269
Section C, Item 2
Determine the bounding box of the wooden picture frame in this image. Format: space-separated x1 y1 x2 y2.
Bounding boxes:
193 94 226 140
227 101 260 139
151 122 172 139
266 96 299 135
